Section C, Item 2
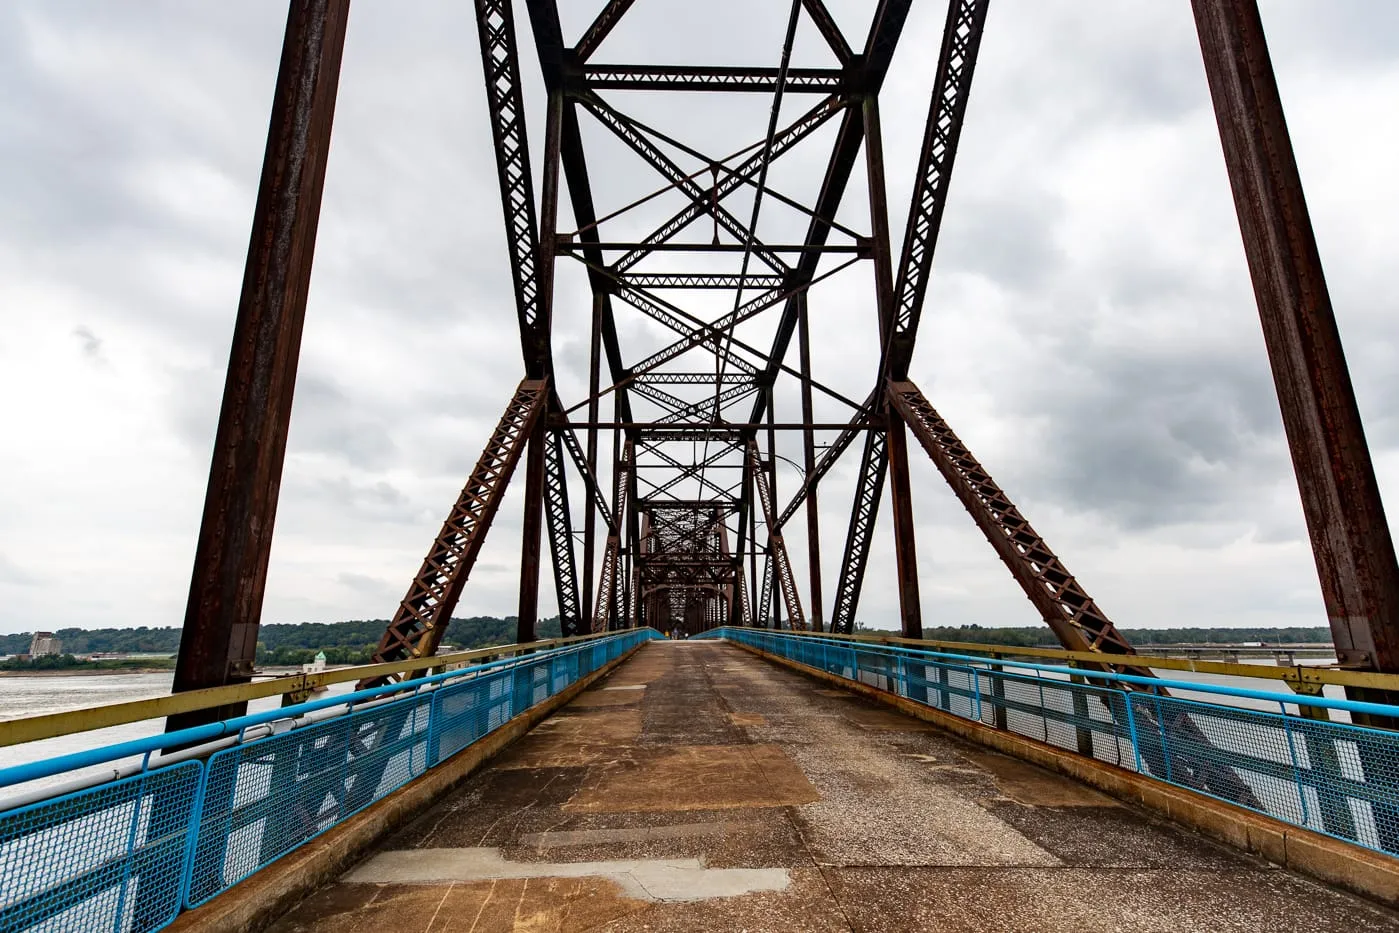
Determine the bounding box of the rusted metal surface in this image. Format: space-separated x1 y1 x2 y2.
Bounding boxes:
359 380 547 688
885 0 990 380
747 440 807 631
887 379 1140 660
170 0 350 730
516 414 547 645
1191 0 1399 691
829 430 887 635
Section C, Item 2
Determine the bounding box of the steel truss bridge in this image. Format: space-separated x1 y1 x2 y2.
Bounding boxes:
160 0 1399 728
7 5 1399 930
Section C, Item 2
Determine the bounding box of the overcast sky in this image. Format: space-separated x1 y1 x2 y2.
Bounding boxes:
1 1 1396 636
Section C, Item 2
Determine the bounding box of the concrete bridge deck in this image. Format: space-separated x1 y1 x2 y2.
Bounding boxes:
265 641 1396 932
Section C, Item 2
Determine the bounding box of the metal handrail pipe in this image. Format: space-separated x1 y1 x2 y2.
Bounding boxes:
0 632 640 790
708 628 1399 720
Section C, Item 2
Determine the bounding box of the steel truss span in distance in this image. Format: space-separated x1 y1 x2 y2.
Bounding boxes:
171 0 1399 731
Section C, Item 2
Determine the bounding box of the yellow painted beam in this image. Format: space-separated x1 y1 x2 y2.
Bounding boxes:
0 629 644 748
777 629 1399 693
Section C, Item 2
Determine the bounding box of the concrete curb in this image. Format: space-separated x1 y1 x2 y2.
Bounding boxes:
166 643 644 933
731 640 1399 908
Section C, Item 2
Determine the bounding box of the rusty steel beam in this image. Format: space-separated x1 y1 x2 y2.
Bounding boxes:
542 430 583 634
170 0 350 730
776 390 878 529
475 0 549 375
517 415 547 644
801 0 853 63
797 294 824 630
1191 0 1399 691
592 442 631 631
578 64 846 93
829 429 887 635
745 0 914 427
885 0 990 379
886 380 1140 658
613 96 842 272
748 440 807 630
575 0 636 61
360 380 547 688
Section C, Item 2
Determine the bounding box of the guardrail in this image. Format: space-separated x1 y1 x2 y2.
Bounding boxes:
699 627 1399 862
758 629 1399 698
0 628 657 933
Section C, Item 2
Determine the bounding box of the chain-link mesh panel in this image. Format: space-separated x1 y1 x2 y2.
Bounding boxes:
0 761 201 933
430 670 516 764
186 695 431 907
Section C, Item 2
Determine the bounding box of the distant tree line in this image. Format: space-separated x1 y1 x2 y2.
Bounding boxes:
0 619 1331 668
0 654 177 672
0 616 564 667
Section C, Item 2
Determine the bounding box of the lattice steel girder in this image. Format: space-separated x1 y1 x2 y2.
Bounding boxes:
776 389 878 529
576 93 789 274
747 440 807 630
885 380 1141 659
829 428 888 635
554 419 613 529
578 65 847 93
617 273 789 290
613 96 843 272
611 286 760 376
474 0 548 373
543 429 583 635
634 372 755 386
745 0 912 428
592 441 631 631
575 0 635 61
886 0 990 379
361 379 548 687
645 442 743 498
757 554 775 628
655 383 760 425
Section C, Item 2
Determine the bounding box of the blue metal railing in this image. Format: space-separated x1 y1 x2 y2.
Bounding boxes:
0 629 655 933
699 627 1399 860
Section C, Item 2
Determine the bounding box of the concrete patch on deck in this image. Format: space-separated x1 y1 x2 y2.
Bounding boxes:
565 744 819 812
961 749 1120 808
273 876 650 931
344 847 791 903
517 822 741 849
492 709 643 769
569 688 646 708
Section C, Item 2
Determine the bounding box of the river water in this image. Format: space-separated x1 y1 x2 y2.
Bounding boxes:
0 672 355 796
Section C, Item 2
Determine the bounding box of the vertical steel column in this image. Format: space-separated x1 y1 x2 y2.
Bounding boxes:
798 294 824 630
1192 0 1399 690
582 292 604 619
887 411 923 639
866 95 922 640
517 418 546 643
169 0 350 730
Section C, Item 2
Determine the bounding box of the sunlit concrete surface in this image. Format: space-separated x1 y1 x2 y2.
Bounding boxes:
266 641 1398 932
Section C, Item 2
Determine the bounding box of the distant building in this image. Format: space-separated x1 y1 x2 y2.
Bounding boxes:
301 651 328 674
29 632 61 657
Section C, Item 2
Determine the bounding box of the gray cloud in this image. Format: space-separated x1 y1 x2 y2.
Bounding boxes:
1 1 1395 636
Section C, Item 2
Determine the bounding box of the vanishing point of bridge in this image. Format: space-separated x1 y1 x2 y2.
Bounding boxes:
3 1 1399 932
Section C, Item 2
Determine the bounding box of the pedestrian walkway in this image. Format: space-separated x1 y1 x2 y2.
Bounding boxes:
266 641 1396 932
